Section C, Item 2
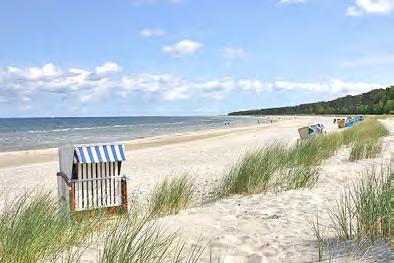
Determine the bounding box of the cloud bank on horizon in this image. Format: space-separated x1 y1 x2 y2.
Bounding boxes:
0 0 393 116
0 62 386 115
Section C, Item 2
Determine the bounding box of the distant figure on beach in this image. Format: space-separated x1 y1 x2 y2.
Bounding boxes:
257 119 260 124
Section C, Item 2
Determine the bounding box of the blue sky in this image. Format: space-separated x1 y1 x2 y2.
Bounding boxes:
0 0 393 117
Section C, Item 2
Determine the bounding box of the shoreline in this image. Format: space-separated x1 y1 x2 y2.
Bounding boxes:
0 115 332 169
0 115 270 153
0 121 278 169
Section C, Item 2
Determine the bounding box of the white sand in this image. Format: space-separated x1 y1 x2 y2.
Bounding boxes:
0 116 393 262
0 116 335 203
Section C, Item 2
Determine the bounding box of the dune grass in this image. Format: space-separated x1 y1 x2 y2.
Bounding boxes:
346 119 388 162
349 138 383 162
278 164 320 190
216 133 344 197
216 144 288 197
311 165 391 261
99 212 204 263
0 191 205 263
343 118 388 145
148 175 194 217
391 170 394 247
216 118 389 198
0 192 96 263
288 132 343 166
311 213 325 262
328 165 391 244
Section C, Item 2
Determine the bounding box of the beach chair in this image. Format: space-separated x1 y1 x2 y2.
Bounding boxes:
337 119 345 129
345 117 353 128
311 123 325 134
57 143 128 214
298 126 310 140
297 124 324 143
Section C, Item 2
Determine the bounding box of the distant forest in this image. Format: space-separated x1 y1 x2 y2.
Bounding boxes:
229 86 394 116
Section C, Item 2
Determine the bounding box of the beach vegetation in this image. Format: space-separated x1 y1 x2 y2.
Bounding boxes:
343 118 389 145
329 165 390 244
346 119 388 161
216 144 288 196
310 165 391 261
216 118 389 197
311 213 325 262
0 190 206 263
0 192 96 263
99 211 205 263
148 175 194 217
349 138 382 162
288 132 343 166
278 164 320 190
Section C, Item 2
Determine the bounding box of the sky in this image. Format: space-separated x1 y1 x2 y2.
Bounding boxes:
0 0 394 117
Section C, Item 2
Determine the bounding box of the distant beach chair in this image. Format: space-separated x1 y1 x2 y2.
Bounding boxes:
354 115 364 123
337 119 345 129
298 124 325 142
298 126 310 140
345 117 353 128
57 143 128 214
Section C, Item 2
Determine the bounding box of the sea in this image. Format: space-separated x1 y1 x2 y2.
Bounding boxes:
0 116 265 152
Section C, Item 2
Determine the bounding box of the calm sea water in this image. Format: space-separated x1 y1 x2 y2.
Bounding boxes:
0 116 264 152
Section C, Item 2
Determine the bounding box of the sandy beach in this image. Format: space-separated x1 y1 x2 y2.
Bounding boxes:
0 116 393 262
0 116 333 202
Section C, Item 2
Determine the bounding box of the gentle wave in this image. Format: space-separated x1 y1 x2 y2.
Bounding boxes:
25 122 190 134
0 116 262 151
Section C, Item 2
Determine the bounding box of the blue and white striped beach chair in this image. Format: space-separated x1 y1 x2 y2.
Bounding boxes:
57 143 128 213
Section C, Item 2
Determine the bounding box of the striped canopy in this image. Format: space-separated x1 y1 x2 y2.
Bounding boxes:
73 144 126 164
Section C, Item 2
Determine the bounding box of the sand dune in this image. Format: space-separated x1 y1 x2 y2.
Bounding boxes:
159 136 393 262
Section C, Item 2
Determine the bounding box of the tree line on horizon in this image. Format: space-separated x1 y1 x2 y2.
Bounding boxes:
229 86 394 116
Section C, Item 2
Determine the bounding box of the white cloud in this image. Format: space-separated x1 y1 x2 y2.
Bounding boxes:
120 74 188 99
0 63 118 103
0 63 267 104
162 39 203 56
193 78 236 100
140 29 166 38
0 62 387 106
220 48 245 59
95 62 121 75
347 0 394 16
238 80 264 93
269 79 385 95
